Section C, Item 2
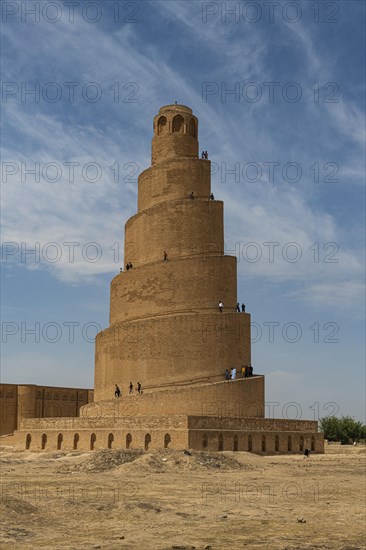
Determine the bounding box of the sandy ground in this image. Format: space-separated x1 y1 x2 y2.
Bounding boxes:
0 444 365 550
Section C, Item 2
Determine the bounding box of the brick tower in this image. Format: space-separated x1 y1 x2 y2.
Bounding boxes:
94 104 251 401
7 105 324 454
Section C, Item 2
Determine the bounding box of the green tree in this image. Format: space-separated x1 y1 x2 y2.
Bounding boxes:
319 416 366 444
319 416 341 441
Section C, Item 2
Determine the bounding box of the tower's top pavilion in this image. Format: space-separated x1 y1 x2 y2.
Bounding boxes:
152 103 199 165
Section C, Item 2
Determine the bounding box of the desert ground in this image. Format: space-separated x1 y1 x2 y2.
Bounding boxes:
0 444 365 550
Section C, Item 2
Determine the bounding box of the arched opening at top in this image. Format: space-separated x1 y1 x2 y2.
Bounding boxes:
164 433 171 449
262 435 266 452
73 433 79 450
26 433 31 450
57 433 63 450
311 436 315 452
157 116 167 135
233 434 238 452
287 435 292 452
144 433 151 451
248 434 253 452
189 118 196 138
126 433 132 449
172 115 184 133
108 433 114 449
275 435 280 452
41 433 47 450
90 433 96 451
300 435 304 452
218 434 224 452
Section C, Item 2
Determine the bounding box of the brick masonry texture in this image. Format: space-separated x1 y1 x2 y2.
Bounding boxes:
0 384 93 436
2 105 324 454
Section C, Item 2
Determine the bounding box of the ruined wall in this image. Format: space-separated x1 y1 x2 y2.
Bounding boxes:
0 383 93 436
10 411 323 454
11 414 190 452
187 416 319 432
11 426 189 453
0 384 17 436
188 429 324 454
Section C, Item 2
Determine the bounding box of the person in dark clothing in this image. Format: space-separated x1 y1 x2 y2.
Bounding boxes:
164 251 168 261
304 449 310 458
201 151 205 159
210 192 214 200
129 382 133 394
225 369 230 380
189 191 194 199
137 382 141 394
126 263 130 271
249 365 253 377
115 385 121 398
241 303 245 312
236 303 241 312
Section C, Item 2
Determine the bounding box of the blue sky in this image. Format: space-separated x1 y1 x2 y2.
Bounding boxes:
1 0 365 422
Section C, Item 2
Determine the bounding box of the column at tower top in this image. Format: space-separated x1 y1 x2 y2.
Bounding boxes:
152 104 199 165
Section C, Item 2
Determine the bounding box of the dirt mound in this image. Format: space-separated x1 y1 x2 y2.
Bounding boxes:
55 448 253 475
56 449 144 473
122 449 253 473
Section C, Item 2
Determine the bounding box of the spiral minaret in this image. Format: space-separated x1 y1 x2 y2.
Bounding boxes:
94 105 251 401
7 105 324 454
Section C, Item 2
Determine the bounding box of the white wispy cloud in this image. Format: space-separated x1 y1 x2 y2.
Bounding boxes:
1 1 364 313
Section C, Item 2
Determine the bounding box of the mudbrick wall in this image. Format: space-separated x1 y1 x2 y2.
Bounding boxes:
0 384 93 436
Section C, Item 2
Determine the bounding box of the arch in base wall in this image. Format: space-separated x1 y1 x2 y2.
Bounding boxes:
26 433 31 450
108 433 114 449
144 433 151 451
275 435 279 452
126 433 132 449
90 433 96 451
41 433 47 450
73 433 79 450
57 433 63 450
248 434 253 452
164 433 171 449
